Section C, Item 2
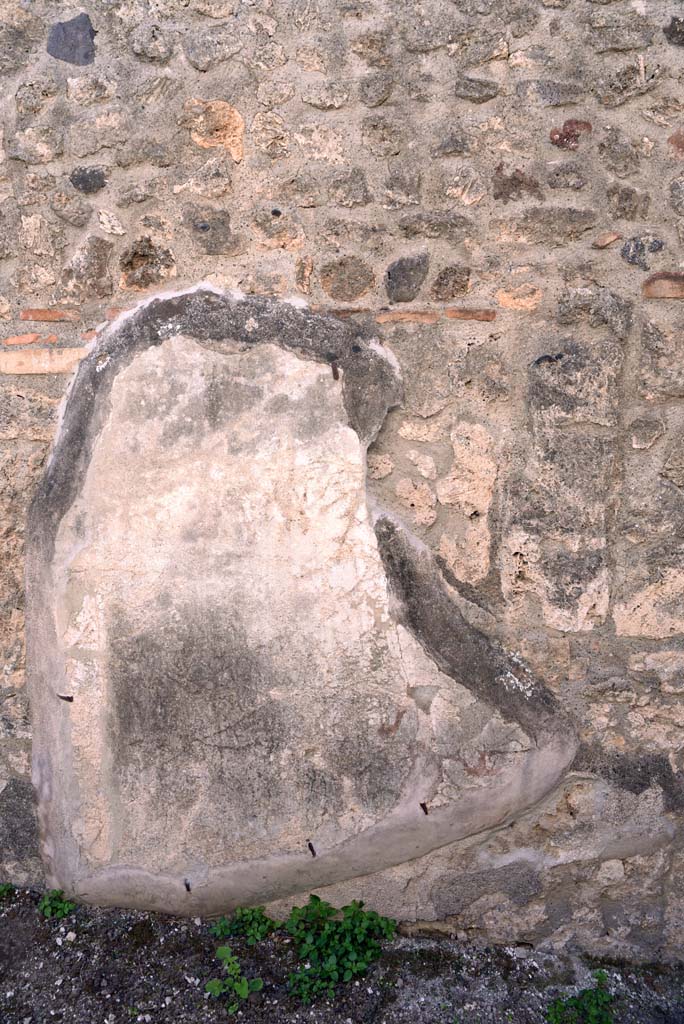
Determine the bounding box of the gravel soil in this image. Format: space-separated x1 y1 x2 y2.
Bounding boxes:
2 889 684 1024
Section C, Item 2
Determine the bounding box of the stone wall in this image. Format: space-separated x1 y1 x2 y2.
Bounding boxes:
2 0 684 961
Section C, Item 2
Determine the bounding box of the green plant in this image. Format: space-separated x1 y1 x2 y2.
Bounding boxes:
546 971 615 1024
0 883 15 900
205 945 263 1014
38 889 75 919
284 894 396 1004
211 906 277 945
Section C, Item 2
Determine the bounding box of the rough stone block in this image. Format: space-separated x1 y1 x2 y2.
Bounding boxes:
26 289 576 915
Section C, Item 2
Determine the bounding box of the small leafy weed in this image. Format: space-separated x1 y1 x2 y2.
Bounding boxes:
546 970 615 1024
0 883 15 901
284 894 396 1004
206 895 396 1009
205 945 263 1015
211 906 277 945
38 889 75 919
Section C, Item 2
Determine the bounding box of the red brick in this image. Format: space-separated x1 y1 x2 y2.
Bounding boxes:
592 232 622 249
20 307 80 322
376 310 441 324
445 307 496 322
3 332 58 346
643 272 684 299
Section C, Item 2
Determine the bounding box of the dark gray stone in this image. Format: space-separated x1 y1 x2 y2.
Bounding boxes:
516 79 582 107
585 11 654 53
598 127 641 178
664 17 684 47
493 164 544 204
0 779 40 862
47 13 96 67
528 338 622 425
60 235 113 300
119 237 175 289
182 206 242 255
546 161 587 190
511 206 597 244
557 286 633 340
385 253 429 303
433 128 470 157
358 72 393 107
328 168 371 207
669 178 684 217
398 211 472 244
620 235 664 271
453 76 499 103
594 60 661 108
69 166 107 194
606 183 650 221
431 265 470 300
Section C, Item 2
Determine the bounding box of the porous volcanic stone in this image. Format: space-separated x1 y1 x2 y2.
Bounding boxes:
69 166 107 194
320 256 375 301
385 253 430 302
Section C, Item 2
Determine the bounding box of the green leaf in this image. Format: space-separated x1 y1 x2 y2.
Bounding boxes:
205 979 224 997
249 977 264 992
234 977 249 1000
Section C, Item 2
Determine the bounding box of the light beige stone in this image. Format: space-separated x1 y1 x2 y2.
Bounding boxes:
395 477 437 526
184 99 245 162
436 422 497 583
0 347 86 375
614 569 684 638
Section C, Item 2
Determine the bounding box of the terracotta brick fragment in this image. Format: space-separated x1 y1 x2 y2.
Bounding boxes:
668 130 684 158
0 346 86 375
643 272 684 299
376 310 440 324
3 332 57 346
445 307 496 322
329 308 369 319
3 333 41 346
20 307 80 322
592 232 622 249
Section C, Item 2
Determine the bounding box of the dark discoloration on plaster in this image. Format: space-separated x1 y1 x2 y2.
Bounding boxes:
572 745 684 813
373 514 561 739
431 862 543 918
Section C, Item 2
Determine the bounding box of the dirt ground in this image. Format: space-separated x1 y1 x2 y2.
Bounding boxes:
1 888 684 1023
